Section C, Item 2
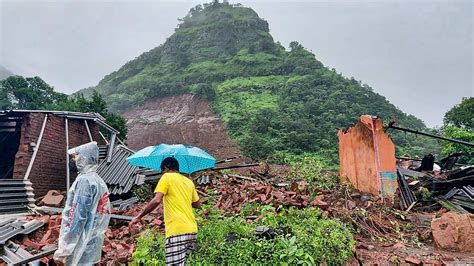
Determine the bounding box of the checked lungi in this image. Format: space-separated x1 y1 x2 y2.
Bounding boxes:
165 232 197 265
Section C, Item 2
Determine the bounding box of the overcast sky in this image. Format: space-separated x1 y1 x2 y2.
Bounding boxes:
0 0 472 127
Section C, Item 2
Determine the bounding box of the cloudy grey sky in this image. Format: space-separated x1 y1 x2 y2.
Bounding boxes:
0 0 472 127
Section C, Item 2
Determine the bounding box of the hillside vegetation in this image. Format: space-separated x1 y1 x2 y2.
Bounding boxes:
0 75 128 140
88 1 439 162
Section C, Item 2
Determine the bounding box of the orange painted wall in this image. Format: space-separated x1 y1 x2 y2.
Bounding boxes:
338 115 398 199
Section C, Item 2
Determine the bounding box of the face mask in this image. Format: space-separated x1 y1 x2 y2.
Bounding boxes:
76 156 87 172
69 159 78 173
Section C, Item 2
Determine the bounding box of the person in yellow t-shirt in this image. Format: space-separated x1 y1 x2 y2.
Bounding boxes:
130 157 201 265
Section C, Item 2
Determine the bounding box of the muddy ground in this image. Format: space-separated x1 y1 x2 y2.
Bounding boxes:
123 94 241 161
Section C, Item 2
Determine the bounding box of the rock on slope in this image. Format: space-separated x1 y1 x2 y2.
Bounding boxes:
123 94 241 159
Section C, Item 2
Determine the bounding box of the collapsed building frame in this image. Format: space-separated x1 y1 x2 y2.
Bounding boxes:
0 110 137 215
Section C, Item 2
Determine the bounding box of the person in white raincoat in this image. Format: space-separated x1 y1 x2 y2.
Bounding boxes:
53 141 111 265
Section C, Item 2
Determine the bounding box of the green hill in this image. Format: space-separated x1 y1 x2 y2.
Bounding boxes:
90 1 439 162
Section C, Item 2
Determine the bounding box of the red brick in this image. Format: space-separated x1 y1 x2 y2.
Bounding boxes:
12 113 105 196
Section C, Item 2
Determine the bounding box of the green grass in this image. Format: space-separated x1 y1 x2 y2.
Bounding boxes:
132 204 355 265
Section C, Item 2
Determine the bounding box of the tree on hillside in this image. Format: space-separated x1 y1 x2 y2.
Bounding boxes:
443 97 473 129
47 90 128 140
441 97 473 164
289 41 304 51
0 76 67 110
1 75 128 140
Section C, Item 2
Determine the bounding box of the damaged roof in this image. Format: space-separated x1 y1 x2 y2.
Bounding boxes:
98 145 139 195
0 110 118 133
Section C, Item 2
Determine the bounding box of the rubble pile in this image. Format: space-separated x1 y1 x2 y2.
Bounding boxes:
100 202 164 265
0 215 61 264
199 175 319 214
397 156 474 214
1 159 473 265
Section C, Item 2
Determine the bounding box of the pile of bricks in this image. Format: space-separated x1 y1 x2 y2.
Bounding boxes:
7 215 63 264
199 175 327 214
100 203 164 265
7 169 327 265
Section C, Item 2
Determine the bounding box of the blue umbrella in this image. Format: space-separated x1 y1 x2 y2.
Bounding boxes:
126 144 216 174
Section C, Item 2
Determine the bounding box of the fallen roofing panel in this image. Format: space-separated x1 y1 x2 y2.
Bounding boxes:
0 179 35 215
98 145 139 195
0 219 45 245
443 185 474 212
1 241 35 265
111 197 139 211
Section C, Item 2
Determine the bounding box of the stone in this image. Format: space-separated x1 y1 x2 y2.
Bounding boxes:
431 211 474 252
405 257 422 265
40 190 64 207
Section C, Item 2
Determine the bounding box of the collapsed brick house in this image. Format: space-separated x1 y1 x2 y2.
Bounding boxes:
0 110 130 214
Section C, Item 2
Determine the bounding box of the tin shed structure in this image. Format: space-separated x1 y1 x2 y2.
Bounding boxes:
0 110 121 214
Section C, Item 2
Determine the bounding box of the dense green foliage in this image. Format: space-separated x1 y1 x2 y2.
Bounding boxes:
1 75 128 140
46 90 128 140
89 1 439 161
443 97 473 130
131 229 166 265
132 183 153 202
440 127 473 165
0 76 67 110
440 98 473 164
286 156 338 189
132 204 354 265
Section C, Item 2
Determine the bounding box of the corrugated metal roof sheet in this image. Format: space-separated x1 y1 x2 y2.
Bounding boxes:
111 197 138 211
0 180 35 215
98 145 139 195
1 241 35 265
0 218 44 245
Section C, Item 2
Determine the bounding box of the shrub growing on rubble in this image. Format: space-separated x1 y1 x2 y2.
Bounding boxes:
132 184 153 202
286 156 338 190
132 228 166 265
132 205 354 265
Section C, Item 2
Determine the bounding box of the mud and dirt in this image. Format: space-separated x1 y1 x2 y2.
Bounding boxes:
123 94 241 160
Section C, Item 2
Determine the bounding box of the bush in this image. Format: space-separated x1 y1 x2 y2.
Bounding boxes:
132 205 354 265
286 156 338 190
440 125 474 164
132 184 153 203
131 228 166 265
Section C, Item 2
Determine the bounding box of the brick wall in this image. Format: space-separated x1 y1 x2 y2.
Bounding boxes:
13 113 105 197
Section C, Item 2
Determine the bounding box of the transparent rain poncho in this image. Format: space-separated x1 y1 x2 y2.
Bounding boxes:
54 141 111 265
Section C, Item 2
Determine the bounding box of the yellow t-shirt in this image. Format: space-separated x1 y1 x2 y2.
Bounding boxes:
155 172 199 237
